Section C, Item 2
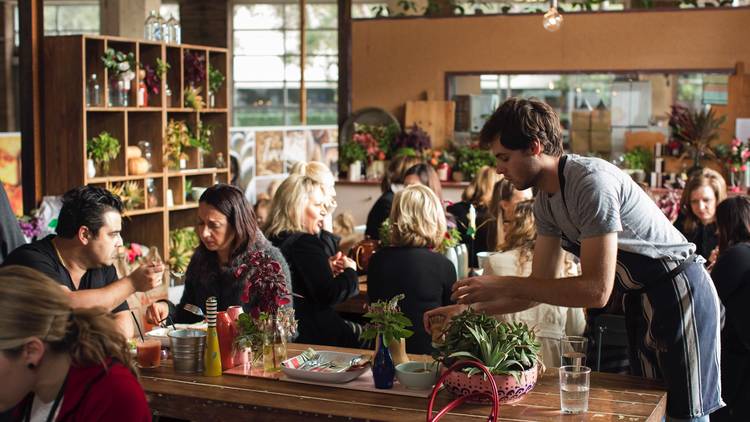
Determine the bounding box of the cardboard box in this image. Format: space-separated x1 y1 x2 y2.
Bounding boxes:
590 130 612 153
571 111 591 131
570 130 590 154
590 110 612 131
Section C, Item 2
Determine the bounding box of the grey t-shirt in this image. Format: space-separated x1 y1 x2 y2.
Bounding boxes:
534 155 694 262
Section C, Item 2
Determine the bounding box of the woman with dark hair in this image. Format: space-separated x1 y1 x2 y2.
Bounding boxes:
709 196 750 422
146 184 291 324
673 168 727 262
0 265 150 421
403 163 443 204
365 156 422 240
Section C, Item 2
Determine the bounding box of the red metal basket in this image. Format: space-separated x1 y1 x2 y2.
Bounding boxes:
426 360 500 422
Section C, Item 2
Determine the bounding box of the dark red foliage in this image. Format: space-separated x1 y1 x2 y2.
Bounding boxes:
184 51 206 86
235 250 290 317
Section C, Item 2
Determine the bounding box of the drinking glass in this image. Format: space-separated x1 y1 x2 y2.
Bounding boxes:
559 365 591 414
560 335 587 367
136 339 162 368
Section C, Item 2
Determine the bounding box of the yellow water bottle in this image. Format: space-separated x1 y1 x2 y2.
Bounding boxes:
204 296 222 376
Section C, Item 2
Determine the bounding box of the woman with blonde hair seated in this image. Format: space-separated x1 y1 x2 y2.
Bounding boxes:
447 166 502 267
289 161 342 257
265 175 361 348
367 185 457 354
0 266 150 420
483 200 585 368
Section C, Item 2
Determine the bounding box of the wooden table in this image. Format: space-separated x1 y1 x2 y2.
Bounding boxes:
335 275 368 314
141 344 666 421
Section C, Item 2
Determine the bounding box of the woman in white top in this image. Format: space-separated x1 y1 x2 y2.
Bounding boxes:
483 199 585 368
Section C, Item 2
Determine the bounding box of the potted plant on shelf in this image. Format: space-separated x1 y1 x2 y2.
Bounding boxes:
109 181 144 211
101 48 136 107
184 51 206 109
391 124 431 158
208 68 225 108
620 147 652 184
87 131 121 177
143 58 170 107
433 308 542 405
339 139 367 181
189 121 214 168
360 294 414 389
668 104 726 175
454 146 495 182
164 119 191 170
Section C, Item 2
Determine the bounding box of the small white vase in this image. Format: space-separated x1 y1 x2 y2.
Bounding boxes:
459 244 469 278
455 245 466 279
444 247 458 279
87 159 97 178
348 160 362 182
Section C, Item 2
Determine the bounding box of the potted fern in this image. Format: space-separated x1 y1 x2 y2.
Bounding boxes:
433 308 542 404
87 131 121 176
360 294 414 389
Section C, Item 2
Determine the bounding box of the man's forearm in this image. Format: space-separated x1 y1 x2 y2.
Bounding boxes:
114 311 134 338
504 274 609 308
67 277 135 311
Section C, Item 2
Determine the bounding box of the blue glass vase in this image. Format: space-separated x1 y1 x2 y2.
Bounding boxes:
372 334 395 389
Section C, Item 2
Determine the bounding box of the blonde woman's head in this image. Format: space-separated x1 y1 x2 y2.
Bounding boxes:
0 266 133 396
264 174 327 237
462 166 502 208
290 161 337 213
390 184 446 248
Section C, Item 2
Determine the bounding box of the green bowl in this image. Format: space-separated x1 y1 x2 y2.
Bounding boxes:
395 361 439 390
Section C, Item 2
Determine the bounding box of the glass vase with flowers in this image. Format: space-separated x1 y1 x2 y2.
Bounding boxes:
234 250 296 372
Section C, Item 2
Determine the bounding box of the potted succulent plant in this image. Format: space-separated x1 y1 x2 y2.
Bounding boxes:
433 308 542 404
87 131 121 176
360 294 414 389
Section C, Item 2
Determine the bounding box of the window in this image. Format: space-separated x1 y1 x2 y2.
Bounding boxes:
233 3 338 126
14 2 100 46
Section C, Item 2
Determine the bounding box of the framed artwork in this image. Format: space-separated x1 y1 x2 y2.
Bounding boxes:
255 131 284 176
283 130 310 171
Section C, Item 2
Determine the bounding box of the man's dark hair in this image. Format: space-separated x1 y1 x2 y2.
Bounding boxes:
716 196 750 253
198 183 258 255
56 186 123 238
479 97 564 157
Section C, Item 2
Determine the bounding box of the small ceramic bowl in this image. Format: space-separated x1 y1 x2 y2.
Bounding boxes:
395 361 440 390
145 327 172 348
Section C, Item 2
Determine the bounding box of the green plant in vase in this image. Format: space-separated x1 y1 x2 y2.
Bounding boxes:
164 119 191 169
87 131 121 175
101 48 136 107
455 146 495 181
340 140 367 176
361 294 413 366
189 121 215 168
208 68 225 108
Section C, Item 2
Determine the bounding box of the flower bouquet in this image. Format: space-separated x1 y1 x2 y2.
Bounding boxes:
723 137 750 192
360 294 413 388
101 48 136 107
234 250 296 371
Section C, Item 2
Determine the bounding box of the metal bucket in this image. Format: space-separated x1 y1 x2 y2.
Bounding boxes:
168 329 206 373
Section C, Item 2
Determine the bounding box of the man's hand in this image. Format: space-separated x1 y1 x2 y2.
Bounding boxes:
129 262 165 292
450 274 506 304
423 304 468 333
146 301 170 325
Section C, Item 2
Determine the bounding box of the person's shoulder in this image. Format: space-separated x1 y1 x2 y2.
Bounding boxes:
78 363 149 419
4 236 54 264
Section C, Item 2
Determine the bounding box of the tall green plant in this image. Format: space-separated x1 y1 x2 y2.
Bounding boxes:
87 131 121 173
360 294 414 346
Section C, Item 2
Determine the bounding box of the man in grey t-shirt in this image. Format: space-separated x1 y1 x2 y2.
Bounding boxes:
426 98 723 421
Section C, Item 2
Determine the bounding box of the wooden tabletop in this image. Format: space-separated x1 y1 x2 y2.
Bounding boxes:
141 343 666 422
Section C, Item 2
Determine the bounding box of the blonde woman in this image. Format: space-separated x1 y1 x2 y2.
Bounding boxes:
367 185 457 354
674 168 727 262
265 175 361 348
0 266 150 420
483 200 585 368
365 155 423 240
446 165 503 267
289 161 340 256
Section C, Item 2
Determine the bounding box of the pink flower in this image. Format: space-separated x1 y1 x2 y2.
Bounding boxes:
732 138 742 147
741 165 747 172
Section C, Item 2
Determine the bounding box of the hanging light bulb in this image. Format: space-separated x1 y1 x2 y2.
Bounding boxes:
543 0 563 32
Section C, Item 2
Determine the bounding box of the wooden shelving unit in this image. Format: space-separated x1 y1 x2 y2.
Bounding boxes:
42 34 230 262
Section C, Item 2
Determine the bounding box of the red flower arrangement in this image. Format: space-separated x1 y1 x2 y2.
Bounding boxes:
234 250 291 318
352 132 386 162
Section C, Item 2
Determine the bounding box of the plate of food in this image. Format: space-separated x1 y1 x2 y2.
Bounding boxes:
281 349 370 384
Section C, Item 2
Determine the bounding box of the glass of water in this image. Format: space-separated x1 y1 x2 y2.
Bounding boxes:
559 365 591 414
560 335 588 367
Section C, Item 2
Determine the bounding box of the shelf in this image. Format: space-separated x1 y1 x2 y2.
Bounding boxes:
87 106 162 112
123 207 165 217
167 168 219 176
167 107 199 113
199 108 229 113
88 172 164 183
168 202 199 211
